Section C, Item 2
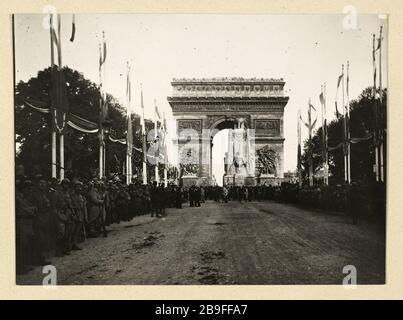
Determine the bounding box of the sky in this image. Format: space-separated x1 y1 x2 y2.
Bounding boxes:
14 14 387 182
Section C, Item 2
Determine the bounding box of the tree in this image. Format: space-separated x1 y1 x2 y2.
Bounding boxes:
301 87 387 185
15 67 150 179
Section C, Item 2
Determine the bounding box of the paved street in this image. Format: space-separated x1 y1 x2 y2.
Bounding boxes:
17 200 385 285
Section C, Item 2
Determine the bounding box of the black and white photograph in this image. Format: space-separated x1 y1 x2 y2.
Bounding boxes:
13 12 387 286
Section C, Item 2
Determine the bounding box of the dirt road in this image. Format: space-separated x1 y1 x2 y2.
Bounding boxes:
17 200 385 285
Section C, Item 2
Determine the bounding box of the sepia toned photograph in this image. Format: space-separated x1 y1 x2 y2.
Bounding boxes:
13 12 386 286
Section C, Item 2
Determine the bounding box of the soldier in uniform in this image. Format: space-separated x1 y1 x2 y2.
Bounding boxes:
60 179 75 254
70 181 87 250
194 185 201 207
116 182 131 222
87 181 105 237
29 176 52 265
48 178 68 257
175 185 183 209
158 183 166 216
16 177 36 274
150 181 160 217
222 185 229 203
108 179 120 223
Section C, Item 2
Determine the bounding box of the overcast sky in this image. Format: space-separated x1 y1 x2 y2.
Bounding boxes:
14 14 387 181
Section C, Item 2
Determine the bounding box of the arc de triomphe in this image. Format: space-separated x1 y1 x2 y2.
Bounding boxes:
167 77 289 186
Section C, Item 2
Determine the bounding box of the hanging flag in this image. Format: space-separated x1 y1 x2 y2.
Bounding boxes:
155 104 161 120
375 37 381 51
335 102 341 118
337 74 343 89
335 73 343 118
126 64 133 157
102 31 107 65
140 85 145 131
300 114 309 129
319 92 324 106
69 14 76 42
98 34 108 124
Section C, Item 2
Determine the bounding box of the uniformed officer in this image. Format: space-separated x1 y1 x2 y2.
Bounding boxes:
60 179 74 254
70 181 87 250
29 177 52 265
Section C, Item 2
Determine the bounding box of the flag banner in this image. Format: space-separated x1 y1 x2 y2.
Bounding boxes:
376 37 381 51
337 74 343 89
319 92 324 106
309 102 318 130
335 101 341 118
350 134 373 143
108 135 146 153
163 115 167 132
99 33 107 68
335 73 343 118
21 98 101 133
99 43 103 70
69 112 99 131
67 121 98 134
69 14 75 42
126 64 133 157
109 135 126 145
328 142 344 152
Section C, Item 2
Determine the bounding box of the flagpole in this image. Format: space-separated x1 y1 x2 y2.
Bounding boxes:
320 85 325 185
154 99 159 184
57 14 65 181
308 98 313 187
342 64 347 183
50 14 57 179
126 62 133 185
347 61 351 184
324 83 329 185
102 31 107 178
297 109 302 187
140 84 147 185
379 25 384 182
98 41 104 180
372 34 379 182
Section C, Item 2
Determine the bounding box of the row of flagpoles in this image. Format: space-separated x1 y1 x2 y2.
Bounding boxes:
298 25 385 186
42 14 169 185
